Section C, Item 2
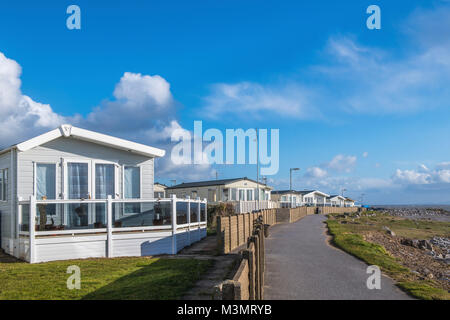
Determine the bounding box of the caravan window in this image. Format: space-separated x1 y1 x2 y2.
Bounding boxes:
36 164 56 200
0 169 7 201
124 166 141 199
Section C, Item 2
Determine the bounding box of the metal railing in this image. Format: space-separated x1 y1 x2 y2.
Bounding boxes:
17 195 207 263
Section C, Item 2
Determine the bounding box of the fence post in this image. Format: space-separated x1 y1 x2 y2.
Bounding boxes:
29 195 36 263
107 195 113 258
186 196 191 245
17 196 23 250
197 197 201 223
171 195 177 254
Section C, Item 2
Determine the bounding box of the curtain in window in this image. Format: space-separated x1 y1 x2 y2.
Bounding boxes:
124 166 140 199
68 163 88 199
36 164 56 200
0 170 3 201
239 189 245 201
231 188 237 201
95 164 114 199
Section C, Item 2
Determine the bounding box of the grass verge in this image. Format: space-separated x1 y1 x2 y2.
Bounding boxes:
326 217 450 300
0 256 213 300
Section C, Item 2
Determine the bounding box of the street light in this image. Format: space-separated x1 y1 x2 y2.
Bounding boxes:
341 188 347 197
290 168 300 191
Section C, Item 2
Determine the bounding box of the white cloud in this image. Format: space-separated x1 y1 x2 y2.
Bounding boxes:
84 72 175 135
304 167 327 178
0 52 210 181
436 162 450 170
392 163 450 185
201 81 320 120
200 6 450 119
326 154 357 173
362 152 368 158
393 169 430 185
0 52 64 146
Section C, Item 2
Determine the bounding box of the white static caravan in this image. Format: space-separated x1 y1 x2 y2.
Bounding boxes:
326 195 346 207
299 190 330 207
0 125 207 263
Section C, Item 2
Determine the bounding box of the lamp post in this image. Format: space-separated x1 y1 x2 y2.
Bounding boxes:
341 188 347 197
290 168 300 191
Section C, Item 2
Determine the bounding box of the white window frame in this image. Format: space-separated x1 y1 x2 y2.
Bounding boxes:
33 162 58 200
122 165 143 199
0 168 7 202
63 159 92 200
92 160 120 200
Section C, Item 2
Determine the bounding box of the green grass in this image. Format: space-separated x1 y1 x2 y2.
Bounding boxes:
331 212 450 239
0 257 213 300
326 215 450 300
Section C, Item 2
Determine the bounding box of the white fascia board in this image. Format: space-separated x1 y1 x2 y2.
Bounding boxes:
16 128 62 152
312 190 330 197
70 127 166 158
13 125 165 158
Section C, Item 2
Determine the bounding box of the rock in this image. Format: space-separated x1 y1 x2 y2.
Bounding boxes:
422 268 432 275
417 239 433 250
401 239 412 246
382 226 396 237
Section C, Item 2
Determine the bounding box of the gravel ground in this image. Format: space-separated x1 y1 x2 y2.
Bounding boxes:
365 232 450 291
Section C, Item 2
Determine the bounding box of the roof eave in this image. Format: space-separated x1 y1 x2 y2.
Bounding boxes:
14 125 165 158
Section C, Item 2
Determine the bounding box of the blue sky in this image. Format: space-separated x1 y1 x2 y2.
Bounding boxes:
0 0 450 204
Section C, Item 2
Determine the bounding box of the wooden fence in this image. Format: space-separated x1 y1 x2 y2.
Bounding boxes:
216 216 266 300
216 209 276 254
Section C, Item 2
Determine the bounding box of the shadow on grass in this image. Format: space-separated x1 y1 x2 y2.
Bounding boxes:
81 258 212 300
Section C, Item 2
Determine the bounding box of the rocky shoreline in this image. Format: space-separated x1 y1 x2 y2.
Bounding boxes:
375 207 450 222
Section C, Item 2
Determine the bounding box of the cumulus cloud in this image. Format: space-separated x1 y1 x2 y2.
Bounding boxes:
0 52 212 181
84 72 175 136
362 152 368 158
393 163 450 185
0 52 64 146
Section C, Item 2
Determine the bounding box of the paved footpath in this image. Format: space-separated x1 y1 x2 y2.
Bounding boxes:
264 215 413 300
